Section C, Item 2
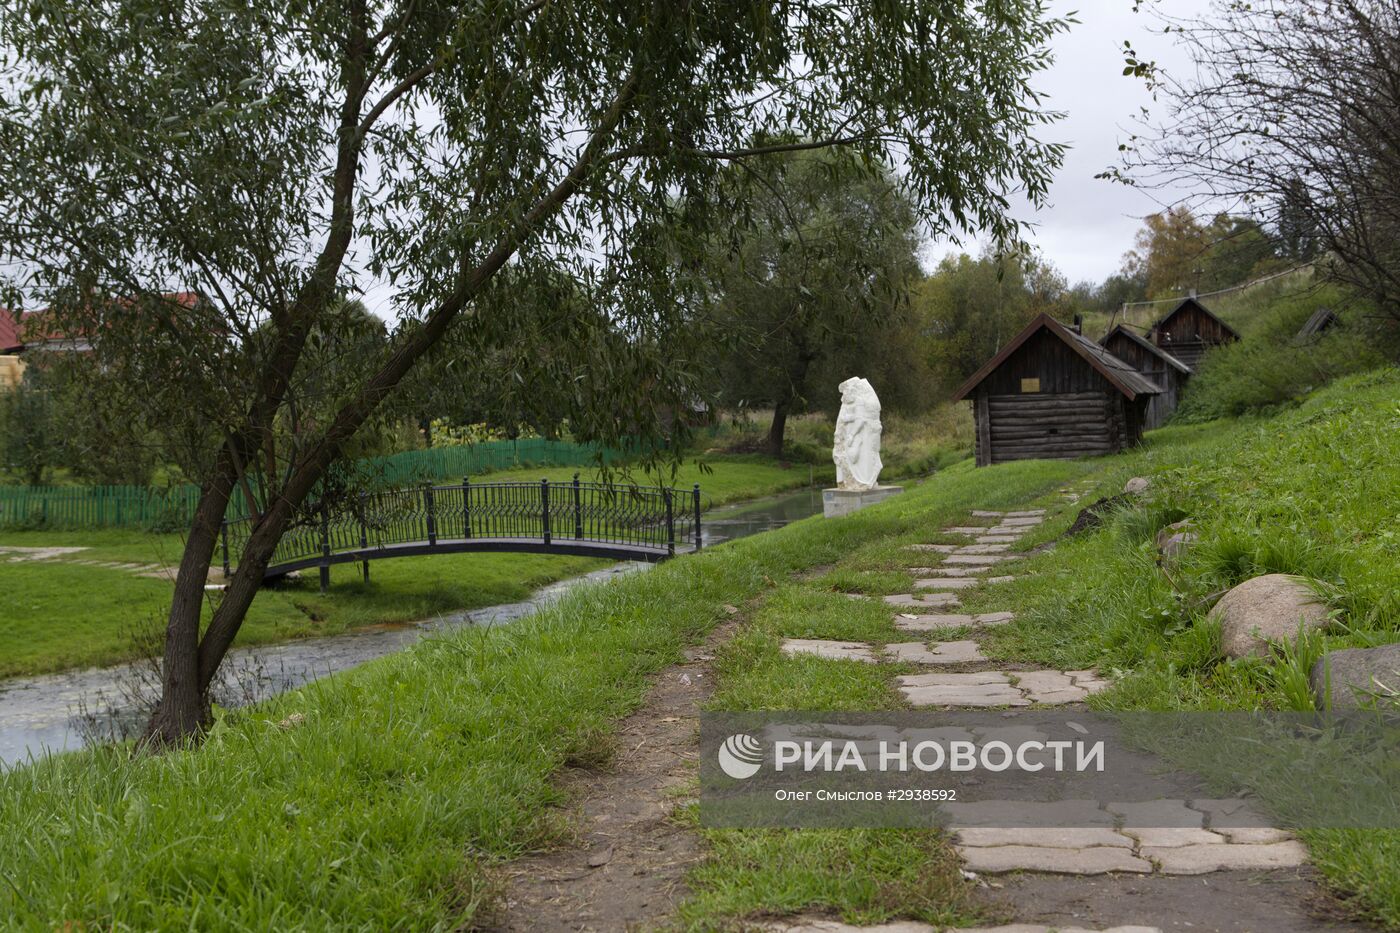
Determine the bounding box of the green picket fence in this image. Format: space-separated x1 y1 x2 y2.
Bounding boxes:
0 439 623 531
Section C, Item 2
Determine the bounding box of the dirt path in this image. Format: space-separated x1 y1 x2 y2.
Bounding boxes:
492 614 744 931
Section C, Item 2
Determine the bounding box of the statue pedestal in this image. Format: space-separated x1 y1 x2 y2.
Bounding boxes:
822 485 904 518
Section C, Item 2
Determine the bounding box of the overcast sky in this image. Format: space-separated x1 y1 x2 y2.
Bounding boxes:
928 0 1215 284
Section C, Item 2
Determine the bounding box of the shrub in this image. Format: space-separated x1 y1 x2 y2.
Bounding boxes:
1174 286 1391 422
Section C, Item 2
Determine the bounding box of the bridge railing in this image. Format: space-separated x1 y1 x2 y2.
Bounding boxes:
220 476 703 583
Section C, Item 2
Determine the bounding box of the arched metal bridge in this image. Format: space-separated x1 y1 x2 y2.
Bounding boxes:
219 478 702 591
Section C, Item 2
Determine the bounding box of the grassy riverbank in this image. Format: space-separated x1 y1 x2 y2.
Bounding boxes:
3 373 1398 928
0 456 825 678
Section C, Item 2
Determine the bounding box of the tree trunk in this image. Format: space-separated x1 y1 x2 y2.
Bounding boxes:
766 401 788 457
141 67 643 747
143 461 235 745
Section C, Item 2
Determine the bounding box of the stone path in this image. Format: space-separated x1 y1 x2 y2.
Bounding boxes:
0 546 225 585
771 920 1162 932
898 669 1109 707
776 496 1339 932
1 545 174 579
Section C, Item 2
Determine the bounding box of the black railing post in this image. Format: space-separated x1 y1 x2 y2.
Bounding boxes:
220 520 231 578
424 484 438 546
693 484 702 551
541 478 551 545
664 487 675 556
462 476 471 539
318 502 331 594
573 473 584 539
358 493 369 584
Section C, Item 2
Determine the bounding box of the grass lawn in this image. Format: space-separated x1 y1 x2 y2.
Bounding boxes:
0 455 822 678
3 374 1399 928
0 452 1076 929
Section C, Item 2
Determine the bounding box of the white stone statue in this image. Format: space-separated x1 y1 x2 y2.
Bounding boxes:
832 377 883 491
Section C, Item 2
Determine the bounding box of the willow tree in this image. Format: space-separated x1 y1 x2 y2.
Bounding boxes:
0 0 1068 744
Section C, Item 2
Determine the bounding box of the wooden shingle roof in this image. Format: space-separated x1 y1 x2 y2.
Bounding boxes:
953 313 1161 402
1149 297 1241 340
1101 324 1193 374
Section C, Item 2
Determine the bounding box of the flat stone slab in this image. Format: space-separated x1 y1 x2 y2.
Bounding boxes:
907 543 957 553
907 566 985 577
970 510 1005 517
1188 798 1294 844
976 535 1021 544
956 827 1133 849
1000 516 1044 526
987 576 1016 584
943 554 1009 565
956 543 1012 554
766 920 1162 933
898 667 1108 706
960 844 1152 875
912 577 980 590
884 640 987 665
894 612 1015 631
946 526 994 535
902 684 1029 707
899 671 1010 686
946 799 1114 827
1005 510 1047 517
780 639 880 663
1143 840 1309 874
0 546 91 561
884 592 960 609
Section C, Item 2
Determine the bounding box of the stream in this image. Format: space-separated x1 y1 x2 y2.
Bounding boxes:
0 486 824 767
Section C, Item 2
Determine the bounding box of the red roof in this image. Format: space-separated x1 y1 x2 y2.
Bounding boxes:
0 310 23 353
0 292 205 352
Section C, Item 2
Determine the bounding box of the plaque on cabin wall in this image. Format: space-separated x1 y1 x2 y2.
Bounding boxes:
1020 378 1041 393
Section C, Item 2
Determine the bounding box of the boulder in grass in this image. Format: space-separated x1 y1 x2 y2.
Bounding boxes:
1211 574 1330 659
1155 519 1197 559
1309 644 1400 710
1124 476 1152 496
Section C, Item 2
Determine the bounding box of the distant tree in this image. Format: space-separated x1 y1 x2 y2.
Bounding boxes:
0 0 1070 744
704 150 924 455
1121 206 1209 298
0 368 58 485
1199 214 1282 289
914 249 1071 394
1277 178 1319 262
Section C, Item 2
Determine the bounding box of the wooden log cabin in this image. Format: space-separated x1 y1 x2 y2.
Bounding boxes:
953 314 1160 466
1147 297 1239 369
1100 324 1191 430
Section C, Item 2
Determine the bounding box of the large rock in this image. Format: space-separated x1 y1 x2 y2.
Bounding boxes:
1155 519 1197 559
1310 644 1400 710
1124 476 1152 496
1211 574 1330 659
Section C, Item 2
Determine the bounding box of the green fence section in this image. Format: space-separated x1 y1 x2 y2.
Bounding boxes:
0 439 622 531
362 438 624 485
0 484 201 531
